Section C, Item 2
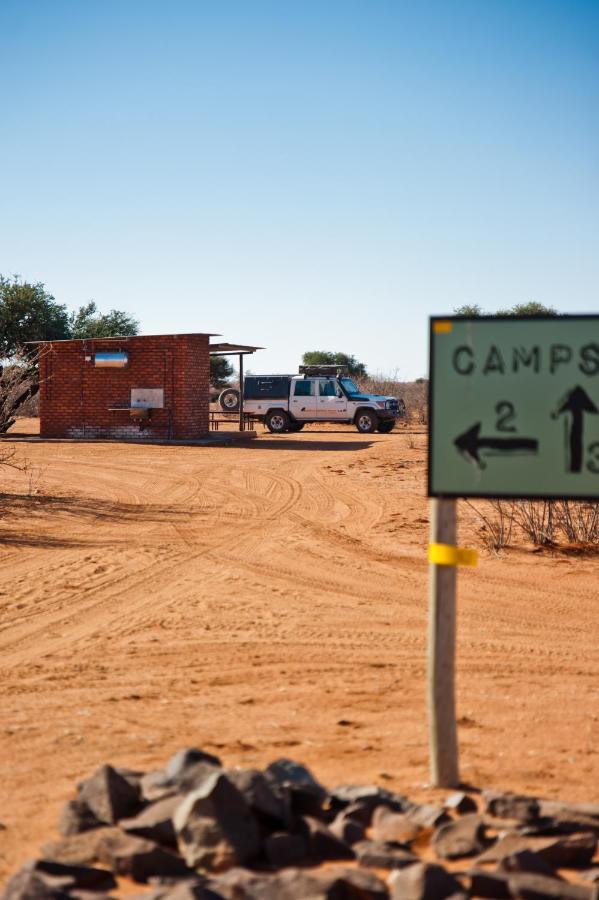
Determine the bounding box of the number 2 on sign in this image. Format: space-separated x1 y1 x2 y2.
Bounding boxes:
495 401 516 433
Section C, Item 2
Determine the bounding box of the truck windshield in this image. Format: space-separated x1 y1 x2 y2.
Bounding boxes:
340 378 360 395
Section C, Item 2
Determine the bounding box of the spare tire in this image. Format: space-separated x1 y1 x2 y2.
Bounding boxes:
218 388 240 412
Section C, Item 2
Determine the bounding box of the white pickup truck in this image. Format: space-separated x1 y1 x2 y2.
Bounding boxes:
219 367 406 434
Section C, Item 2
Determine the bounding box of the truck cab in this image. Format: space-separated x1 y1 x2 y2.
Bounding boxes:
242 366 405 434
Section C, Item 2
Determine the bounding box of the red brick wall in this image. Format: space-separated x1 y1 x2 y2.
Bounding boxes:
39 334 210 440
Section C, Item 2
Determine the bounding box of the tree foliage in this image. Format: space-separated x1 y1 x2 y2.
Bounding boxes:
0 276 70 357
301 350 367 378
210 355 234 388
454 301 557 317
0 276 140 358
68 301 139 338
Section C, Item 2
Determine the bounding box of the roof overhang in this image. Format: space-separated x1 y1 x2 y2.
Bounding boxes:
209 342 264 356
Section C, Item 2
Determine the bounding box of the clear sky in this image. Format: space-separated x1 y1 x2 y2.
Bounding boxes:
1 1 597 379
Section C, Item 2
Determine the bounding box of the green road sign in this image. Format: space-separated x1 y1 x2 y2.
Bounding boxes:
428 315 599 499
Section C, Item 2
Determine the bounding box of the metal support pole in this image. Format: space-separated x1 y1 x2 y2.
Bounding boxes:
427 497 459 788
238 353 244 432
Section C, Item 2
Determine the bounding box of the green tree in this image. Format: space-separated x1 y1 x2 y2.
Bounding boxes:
453 304 484 316
0 275 70 357
453 301 557 317
302 350 367 378
210 355 234 388
68 301 139 338
497 301 557 317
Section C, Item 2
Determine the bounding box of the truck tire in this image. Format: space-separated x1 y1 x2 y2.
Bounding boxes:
265 410 289 434
377 421 395 433
218 388 240 412
288 422 305 432
355 410 378 434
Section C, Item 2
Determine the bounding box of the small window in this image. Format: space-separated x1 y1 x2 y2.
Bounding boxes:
94 352 128 368
319 380 337 397
293 380 314 397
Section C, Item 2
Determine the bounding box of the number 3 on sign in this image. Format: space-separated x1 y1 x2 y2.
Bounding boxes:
587 442 599 473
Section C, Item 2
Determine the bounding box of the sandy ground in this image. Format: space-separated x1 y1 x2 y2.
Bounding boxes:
0 417 597 884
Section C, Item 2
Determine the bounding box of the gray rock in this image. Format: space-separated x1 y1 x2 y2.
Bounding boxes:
405 803 450 829
371 806 422 844
328 785 409 821
534 832 597 868
2 870 71 900
97 832 190 883
432 814 489 859
173 771 260 871
498 849 558 877
142 763 221 803
444 791 478 815
506 872 593 899
139 750 222 804
477 833 545 864
78 764 142 825
165 749 222 782
538 800 599 822
264 758 326 817
57 799 101 837
521 810 599 836
354 839 418 869
329 809 366 845
300 815 355 862
207 866 388 899
120 794 182 848
225 768 289 827
477 830 597 869
263 831 308 867
483 791 540 824
127 885 223 900
41 827 122 866
388 862 463 900
467 869 511 899
17 860 116 892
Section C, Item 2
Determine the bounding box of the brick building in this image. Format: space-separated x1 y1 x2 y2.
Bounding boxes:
37 333 212 441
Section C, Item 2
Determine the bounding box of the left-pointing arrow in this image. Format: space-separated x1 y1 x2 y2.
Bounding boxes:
454 422 539 466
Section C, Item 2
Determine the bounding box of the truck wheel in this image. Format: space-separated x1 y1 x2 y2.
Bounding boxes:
218 388 240 412
355 410 378 434
288 422 305 432
265 410 289 434
377 421 395 433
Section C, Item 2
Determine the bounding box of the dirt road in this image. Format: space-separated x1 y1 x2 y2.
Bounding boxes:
0 421 597 881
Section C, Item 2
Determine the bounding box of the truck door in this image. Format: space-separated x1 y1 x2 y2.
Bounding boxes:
317 378 348 419
289 378 317 420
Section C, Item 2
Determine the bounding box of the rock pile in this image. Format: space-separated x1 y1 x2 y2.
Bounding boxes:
3 749 599 899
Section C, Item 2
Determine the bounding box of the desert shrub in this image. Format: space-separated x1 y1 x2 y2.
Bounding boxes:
553 501 599 544
358 373 428 425
466 499 515 552
468 498 599 552
512 501 556 546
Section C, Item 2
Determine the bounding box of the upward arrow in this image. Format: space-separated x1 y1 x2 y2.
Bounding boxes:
555 385 598 473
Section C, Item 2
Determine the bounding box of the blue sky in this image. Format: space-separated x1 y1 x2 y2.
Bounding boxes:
1 1 597 379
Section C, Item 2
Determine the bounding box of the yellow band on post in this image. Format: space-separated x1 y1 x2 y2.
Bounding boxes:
428 543 478 567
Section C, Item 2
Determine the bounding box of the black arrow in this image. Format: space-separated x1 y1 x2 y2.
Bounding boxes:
454 422 539 466
554 385 598 473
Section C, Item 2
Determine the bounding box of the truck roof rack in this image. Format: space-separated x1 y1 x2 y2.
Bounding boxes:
298 365 349 377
